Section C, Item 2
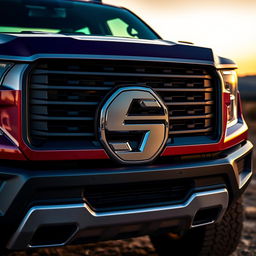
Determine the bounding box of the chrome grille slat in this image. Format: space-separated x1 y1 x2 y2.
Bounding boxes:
170 114 213 120
30 99 99 105
33 69 212 79
169 128 213 135
31 84 112 90
155 88 213 92
31 115 94 121
165 101 214 106
31 131 94 137
27 59 218 149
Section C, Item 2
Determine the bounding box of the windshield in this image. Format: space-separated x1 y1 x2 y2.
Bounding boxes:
0 0 159 40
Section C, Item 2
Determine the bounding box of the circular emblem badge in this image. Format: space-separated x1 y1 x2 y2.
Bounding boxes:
99 87 169 164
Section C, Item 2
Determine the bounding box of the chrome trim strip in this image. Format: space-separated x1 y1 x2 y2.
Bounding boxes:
33 69 211 79
0 63 14 85
2 64 29 90
0 128 19 146
239 169 253 189
7 188 228 250
191 220 215 228
0 54 215 66
216 64 238 69
225 122 248 143
226 140 253 188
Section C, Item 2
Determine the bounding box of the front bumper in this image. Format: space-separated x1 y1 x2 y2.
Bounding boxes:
0 140 253 250
8 189 229 250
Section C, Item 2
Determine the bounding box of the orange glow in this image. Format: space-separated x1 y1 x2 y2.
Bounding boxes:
105 0 256 76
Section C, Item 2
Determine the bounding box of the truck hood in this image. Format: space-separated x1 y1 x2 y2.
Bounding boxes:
0 34 215 63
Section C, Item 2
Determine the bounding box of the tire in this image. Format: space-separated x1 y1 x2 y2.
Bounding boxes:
150 198 243 256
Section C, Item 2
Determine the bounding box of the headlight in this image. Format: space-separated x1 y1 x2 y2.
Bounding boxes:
221 70 238 127
0 63 13 84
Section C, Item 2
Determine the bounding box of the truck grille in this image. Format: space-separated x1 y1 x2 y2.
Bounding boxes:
26 59 219 149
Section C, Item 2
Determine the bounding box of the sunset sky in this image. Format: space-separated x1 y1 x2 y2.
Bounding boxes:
105 0 256 76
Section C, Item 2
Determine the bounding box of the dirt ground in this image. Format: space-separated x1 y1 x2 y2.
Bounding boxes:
9 101 256 256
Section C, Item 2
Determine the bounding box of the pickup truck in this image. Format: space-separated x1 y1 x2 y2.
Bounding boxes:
0 0 253 255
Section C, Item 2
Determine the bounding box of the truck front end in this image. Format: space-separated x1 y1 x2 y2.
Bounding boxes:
0 0 252 255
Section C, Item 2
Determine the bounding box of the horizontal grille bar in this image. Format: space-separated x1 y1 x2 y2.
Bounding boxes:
33 69 212 79
31 115 94 121
165 101 214 106
31 84 112 90
31 85 213 92
170 114 213 120
155 88 213 92
169 128 213 135
31 99 98 105
31 131 94 137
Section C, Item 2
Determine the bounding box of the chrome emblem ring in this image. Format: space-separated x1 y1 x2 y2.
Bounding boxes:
99 87 169 164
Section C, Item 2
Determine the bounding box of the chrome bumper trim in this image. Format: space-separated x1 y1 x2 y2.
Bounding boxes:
8 188 229 250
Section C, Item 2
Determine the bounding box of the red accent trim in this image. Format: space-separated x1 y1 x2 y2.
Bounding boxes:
224 91 231 105
0 90 26 160
0 89 248 161
0 146 26 160
0 90 21 141
21 148 109 161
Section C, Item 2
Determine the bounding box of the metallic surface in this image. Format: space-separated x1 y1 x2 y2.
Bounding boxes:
99 87 169 164
7 188 229 250
2 64 28 90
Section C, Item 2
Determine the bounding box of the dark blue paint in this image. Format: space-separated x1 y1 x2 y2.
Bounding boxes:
218 56 237 65
0 35 215 62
